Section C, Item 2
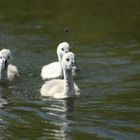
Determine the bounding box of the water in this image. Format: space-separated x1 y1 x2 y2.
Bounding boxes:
0 0 140 139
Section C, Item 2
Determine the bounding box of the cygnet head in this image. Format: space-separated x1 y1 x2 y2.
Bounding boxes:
0 49 12 62
0 49 12 70
57 42 70 61
62 52 76 71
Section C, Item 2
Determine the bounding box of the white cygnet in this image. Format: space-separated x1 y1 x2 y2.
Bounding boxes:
0 49 19 82
41 42 70 80
40 52 80 99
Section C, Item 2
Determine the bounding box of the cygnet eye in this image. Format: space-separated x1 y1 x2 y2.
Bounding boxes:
7 56 10 59
61 48 64 51
66 58 69 61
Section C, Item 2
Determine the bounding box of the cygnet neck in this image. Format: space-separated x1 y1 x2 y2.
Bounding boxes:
63 68 75 97
57 52 62 63
57 53 64 78
0 67 8 81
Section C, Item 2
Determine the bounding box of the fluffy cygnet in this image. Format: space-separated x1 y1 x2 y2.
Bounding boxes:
0 49 19 82
41 42 70 80
40 52 80 99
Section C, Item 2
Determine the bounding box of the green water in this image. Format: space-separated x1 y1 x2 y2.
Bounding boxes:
0 0 140 139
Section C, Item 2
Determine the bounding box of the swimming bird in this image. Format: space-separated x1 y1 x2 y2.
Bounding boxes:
40 52 80 99
41 42 70 80
0 49 19 82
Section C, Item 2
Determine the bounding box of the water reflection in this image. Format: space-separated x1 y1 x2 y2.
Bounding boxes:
0 85 9 139
0 85 9 109
0 117 7 139
0 98 7 139
41 98 75 140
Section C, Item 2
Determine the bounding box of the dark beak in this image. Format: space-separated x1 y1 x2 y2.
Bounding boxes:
4 60 8 70
72 61 77 70
72 61 80 72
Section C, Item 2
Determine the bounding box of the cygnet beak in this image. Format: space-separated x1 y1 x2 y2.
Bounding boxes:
3 59 8 70
65 50 69 53
5 60 8 69
72 61 77 70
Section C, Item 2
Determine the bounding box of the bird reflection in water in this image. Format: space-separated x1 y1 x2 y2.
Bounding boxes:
0 85 9 109
41 98 76 140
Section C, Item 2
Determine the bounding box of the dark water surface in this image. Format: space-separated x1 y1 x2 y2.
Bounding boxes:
0 0 140 140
